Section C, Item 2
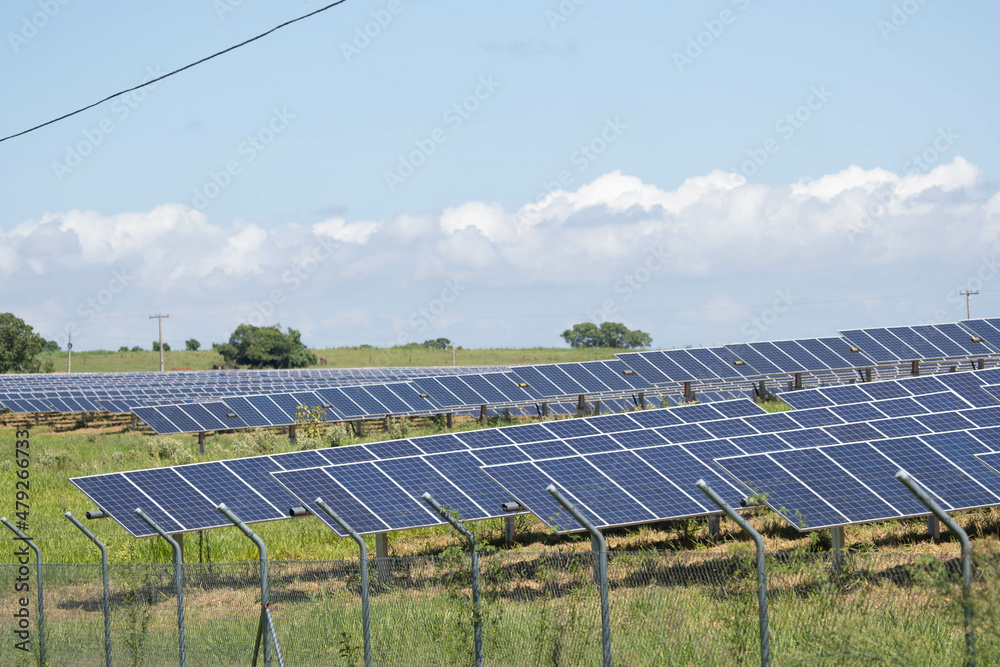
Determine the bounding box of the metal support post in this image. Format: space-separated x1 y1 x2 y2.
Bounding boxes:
355 420 364 437
896 471 974 666
374 532 390 582
315 499 371 667
593 400 601 415
541 401 548 417
577 394 586 417
546 485 612 667
288 424 296 446
135 509 186 667
683 381 692 402
446 412 453 429
708 514 721 540
198 432 205 454
217 504 284 667
911 360 920 376
504 515 516 546
423 493 483 667
696 480 769 667
928 514 941 541
479 404 487 424
794 373 802 390
65 513 111 667
131 414 137 430
831 526 846 571
864 368 872 382
2 518 45 667
638 391 645 409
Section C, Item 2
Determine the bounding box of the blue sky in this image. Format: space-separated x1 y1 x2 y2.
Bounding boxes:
2 0 1000 352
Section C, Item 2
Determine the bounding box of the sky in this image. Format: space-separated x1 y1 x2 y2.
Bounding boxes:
2 0 1000 353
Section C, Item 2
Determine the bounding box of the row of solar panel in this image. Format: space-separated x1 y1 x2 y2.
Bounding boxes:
619 321 999 385
281 369 1000 535
481 369 1000 533
70 399 769 537
73 368 999 539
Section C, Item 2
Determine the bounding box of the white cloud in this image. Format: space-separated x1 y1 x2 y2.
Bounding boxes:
4 157 998 348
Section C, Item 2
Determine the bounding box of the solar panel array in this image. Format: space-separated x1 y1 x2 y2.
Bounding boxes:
70 399 767 537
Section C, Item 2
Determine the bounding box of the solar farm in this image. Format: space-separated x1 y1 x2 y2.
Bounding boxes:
8 319 1000 665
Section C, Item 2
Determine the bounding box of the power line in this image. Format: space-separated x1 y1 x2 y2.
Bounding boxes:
0 0 350 145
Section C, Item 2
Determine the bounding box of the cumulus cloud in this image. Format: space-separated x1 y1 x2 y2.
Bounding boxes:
3 157 999 348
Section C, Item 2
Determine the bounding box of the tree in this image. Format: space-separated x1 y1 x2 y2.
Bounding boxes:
118 346 129 353
152 341 171 352
130 345 143 352
41 339 60 352
185 339 201 351
212 324 317 369
0 313 48 373
422 338 451 350
561 322 652 349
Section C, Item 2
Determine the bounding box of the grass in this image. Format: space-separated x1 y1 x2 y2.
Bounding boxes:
36 346 625 373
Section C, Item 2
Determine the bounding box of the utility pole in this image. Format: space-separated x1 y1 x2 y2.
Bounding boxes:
452 344 456 367
67 330 72 373
150 314 169 372
960 290 979 319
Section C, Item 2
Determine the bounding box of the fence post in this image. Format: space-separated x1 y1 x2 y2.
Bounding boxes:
696 480 770 667
545 485 612 667
422 492 483 667
895 470 975 666
1 517 45 667
216 503 285 667
65 512 111 667
315 498 372 667
135 509 186 667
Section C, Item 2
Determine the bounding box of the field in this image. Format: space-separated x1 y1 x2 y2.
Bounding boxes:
37 346 624 373
4 394 1000 664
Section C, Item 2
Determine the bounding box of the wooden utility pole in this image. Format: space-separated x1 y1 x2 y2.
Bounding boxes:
960 290 979 319
150 314 169 371
67 330 72 373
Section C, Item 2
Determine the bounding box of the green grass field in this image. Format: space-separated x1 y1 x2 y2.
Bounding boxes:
38 346 624 373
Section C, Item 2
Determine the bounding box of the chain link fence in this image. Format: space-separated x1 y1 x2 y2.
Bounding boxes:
1 549 999 666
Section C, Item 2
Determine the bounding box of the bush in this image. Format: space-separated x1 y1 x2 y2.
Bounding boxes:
231 429 282 457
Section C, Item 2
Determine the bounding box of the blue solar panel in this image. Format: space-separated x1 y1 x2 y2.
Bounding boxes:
432 450 520 511
724 343 782 375
935 374 1000 408
563 434 623 455
519 441 579 460
460 375 512 403
785 408 844 428
627 409 683 428
321 463 438 530
656 423 713 443
886 326 947 359
175 462 284 522
868 417 930 438
961 408 1000 428
712 399 767 418
824 422 886 443
377 457 488 520
779 390 834 410
915 324 979 357
839 329 899 362
661 350 716 380
898 376 947 395
271 467 388 535
408 433 466 454
480 462 587 531
611 429 669 449
749 341 809 372
71 473 182 537
770 448 898 523
636 445 745 505
582 361 639 392
133 407 182 434
318 446 377 465
219 397 272 427
469 445 529 466
777 428 839 448
362 384 416 413
875 437 992 509
456 429 515 449
744 412 798 433
125 468 221 531
701 418 758 438
730 433 789 454
914 412 976 433
156 405 203 433
223 457 300 511
714 454 844 529
536 458 655 526
245 396 291 424
558 363 611 393
912 392 972 413
274 450 329 471
829 403 887 423
588 413 642 433
857 381 911 401
920 431 1000 499
542 419 601 439
688 348 744 379
795 338 850 369
820 384 870 405
509 366 575 397
364 440 425 459
871 397 928 418
587 450 708 517
672 403 725 423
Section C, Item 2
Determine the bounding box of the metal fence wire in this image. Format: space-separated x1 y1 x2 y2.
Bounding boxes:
1 550 1000 666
